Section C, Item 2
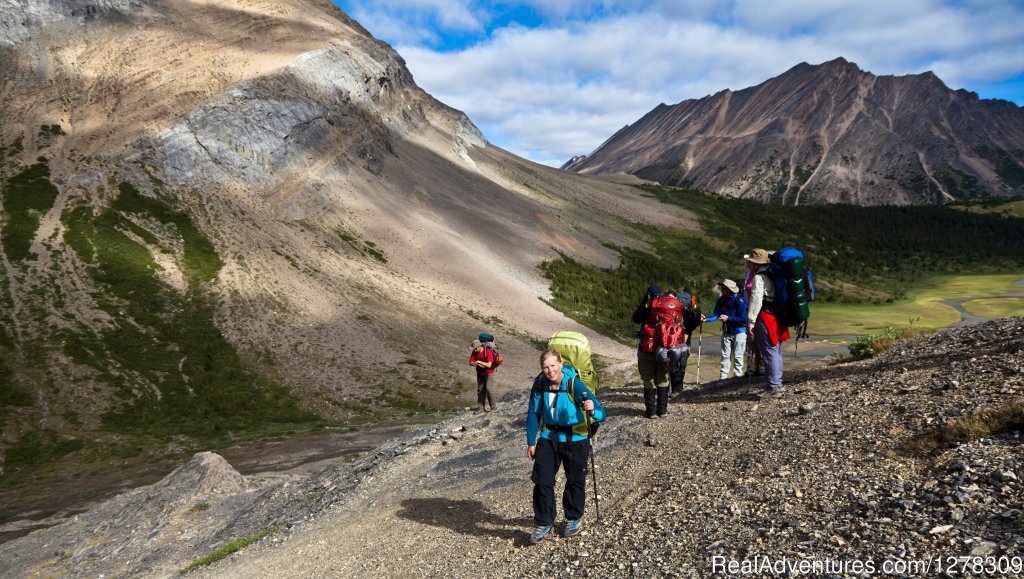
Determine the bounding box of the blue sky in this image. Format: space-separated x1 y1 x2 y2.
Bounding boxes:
332 1 1024 167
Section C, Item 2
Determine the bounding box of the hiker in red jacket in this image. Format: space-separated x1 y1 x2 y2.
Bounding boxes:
469 339 496 413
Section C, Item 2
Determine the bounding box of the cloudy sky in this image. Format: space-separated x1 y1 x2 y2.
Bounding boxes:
331 1 1024 167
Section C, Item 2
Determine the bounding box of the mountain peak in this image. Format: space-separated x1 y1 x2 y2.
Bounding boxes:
568 59 1024 205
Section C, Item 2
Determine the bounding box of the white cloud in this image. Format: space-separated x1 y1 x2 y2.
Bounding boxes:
338 1 1024 165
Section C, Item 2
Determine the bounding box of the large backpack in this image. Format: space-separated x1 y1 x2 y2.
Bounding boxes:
547 331 598 391
640 294 685 353
767 247 816 332
478 333 503 368
673 290 702 334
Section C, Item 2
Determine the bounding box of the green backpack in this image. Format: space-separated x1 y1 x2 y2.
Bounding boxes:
547 331 598 391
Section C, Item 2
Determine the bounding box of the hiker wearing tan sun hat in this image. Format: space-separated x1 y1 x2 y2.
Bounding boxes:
711 279 748 380
745 248 789 397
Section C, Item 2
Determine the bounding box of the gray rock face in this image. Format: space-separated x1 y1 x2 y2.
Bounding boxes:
566 58 1024 205
0 452 254 577
155 37 454 189
0 0 139 45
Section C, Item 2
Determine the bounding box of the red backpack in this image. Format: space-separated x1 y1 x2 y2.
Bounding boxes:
640 295 685 352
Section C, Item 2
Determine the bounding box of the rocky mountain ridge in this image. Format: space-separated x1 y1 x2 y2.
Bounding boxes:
565 58 1024 205
1 318 1020 577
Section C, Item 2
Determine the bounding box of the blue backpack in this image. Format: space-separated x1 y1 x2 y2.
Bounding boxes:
768 247 816 332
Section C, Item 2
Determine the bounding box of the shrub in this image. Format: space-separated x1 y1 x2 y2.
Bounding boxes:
1 160 59 261
846 322 920 360
179 527 278 575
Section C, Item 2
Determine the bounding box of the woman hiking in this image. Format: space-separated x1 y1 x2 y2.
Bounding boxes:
525 349 606 544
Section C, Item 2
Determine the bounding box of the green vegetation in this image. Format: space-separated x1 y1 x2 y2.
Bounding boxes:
2 430 86 485
961 297 1024 318
1 174 319 487
59 181 316 439
951 196 1024 218
0 357 34 426
337 227 388 263
540 184 1024 344
906 400 1024 456
179 527 278 575
112 182 223 288
834 322 921 362
812 301 959 336
38 124 65 138
540 234 719 344
809 274 1024 336
1 159 60 261
2 136 24 158
188 502 211 513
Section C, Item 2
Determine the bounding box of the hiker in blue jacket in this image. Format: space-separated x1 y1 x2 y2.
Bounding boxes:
526 349 606 544
711 279 748 380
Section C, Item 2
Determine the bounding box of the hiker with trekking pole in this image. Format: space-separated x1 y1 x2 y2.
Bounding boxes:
666 289 702 397
525 349 606 544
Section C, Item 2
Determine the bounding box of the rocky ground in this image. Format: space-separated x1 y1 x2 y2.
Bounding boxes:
1 318 1021 578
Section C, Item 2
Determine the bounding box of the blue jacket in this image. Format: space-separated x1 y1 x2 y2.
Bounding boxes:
712 294 748 335
526 365 606 445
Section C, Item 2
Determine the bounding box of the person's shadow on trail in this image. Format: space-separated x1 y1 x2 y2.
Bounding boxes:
596 387 651 418
397 498 533 545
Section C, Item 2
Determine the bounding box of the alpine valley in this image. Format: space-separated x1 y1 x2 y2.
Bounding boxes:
0 1 1023 577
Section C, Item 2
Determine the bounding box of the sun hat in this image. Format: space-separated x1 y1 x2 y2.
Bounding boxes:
719 279 739 293
745 248 770 264
471 339 482 349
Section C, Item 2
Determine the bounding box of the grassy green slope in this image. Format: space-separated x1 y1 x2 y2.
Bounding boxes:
541 185 1024 345
0 164 317 488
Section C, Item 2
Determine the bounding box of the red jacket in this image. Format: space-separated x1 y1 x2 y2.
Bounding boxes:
758 310 791 346
469 348 496 374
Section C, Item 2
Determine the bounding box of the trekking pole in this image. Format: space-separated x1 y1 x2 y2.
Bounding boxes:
746 345 753 387
695 323 703 388
581 392 600 523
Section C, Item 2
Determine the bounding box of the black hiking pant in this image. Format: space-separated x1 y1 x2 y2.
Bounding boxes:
531 437 589 526
638 349 669 417
476 370 495 411
643 385 670 417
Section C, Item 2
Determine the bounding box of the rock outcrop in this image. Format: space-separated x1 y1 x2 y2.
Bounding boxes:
565 58 1024 205
0 0 139 46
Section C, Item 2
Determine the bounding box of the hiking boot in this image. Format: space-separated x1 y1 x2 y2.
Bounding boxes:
647 414 660 420
762 387 784 399
563 518 583 538
530 525 552 544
